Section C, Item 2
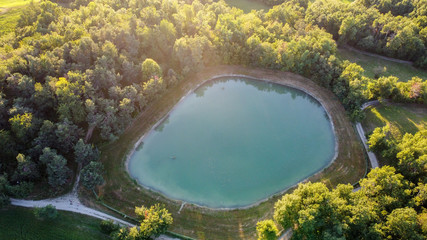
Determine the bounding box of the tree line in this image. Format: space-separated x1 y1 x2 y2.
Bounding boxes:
257 129 426 239
0 0 425 236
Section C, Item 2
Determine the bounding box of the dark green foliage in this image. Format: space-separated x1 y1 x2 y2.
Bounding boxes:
0 174 10 208
81 161 104 190
34 204 58 220
74 139 100 166
99 219 120 235
40 147 71 188
12 153 39 182
55 118 83 154
0 194 10 209
112 228 130 240
7 181 34 198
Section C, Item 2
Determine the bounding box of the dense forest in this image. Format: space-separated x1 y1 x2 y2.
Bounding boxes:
0 0 426 238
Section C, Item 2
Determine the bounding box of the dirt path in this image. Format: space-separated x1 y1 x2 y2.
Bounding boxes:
11 194 134 226
342 45 413 65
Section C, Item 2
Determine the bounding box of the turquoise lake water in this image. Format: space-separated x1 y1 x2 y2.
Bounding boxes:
128 77 335 208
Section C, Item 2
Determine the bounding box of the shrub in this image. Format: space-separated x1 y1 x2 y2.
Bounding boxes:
34 204 58 220
100 219 120 235
0 193 10 208
7 181 34 198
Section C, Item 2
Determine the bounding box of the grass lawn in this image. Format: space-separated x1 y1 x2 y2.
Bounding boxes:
0 206 110 240
361 103 427 166
224 0 270 12
83 65 365 240
337 48 427 82
0 7 22 34
362 103 427 139
0 0 40 34
0 0 33 9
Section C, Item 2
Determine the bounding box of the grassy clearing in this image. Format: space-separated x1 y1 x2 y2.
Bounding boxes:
0 7 22 33
224 0 270 12
0 0 39 34
362 103 427 139
337 48 427 82
84 65 365 239
0 206 109 240
0 0 33 9
361 103 427 166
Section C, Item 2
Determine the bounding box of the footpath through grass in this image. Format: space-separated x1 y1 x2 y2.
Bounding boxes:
361 103 427 166
87 65 365 240
337 48 427 82
0 206 109 240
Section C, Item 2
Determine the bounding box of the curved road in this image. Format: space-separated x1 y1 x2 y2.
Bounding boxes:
10 172 178 239
357 100 380 168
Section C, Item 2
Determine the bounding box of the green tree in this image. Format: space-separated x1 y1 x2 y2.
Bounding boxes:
173 35 214 75
40 147 70 188
256 220 278 240
31 120 57 157
141 58 162 82
367 76 398 100
12 153 39 182
125 204 173 239
368 126 389 153
55 118 82 154
55 76 86 124
0 174 10 208
359 166 410 210
382 207 423 240
74 139 99 166
9 112 33 141
100 220 120 235
273 182 350 239
80 161 104 190
34 204 58 220
396 130 427 181
0 130 17 166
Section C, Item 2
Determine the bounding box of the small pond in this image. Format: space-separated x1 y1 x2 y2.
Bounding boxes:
128 77 336 208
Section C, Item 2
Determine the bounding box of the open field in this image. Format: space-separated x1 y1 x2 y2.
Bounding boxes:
84 65 365 239
0 7 21 33
337 48 427 82
361 103 427 166
0 0 33 9
0 206 109 240
224 0 270 12
362 103 427 139
0 0 39 34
